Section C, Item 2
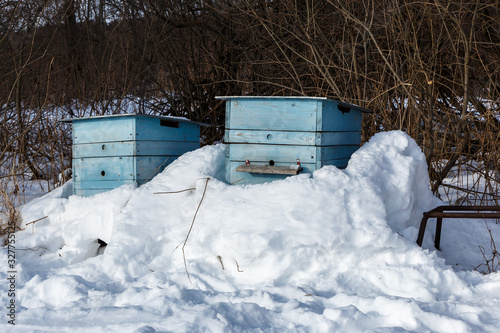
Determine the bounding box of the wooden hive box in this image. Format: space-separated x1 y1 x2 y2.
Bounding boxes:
61 114 205 196
217 96 372 185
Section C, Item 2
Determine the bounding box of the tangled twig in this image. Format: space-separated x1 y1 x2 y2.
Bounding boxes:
474 221 499 274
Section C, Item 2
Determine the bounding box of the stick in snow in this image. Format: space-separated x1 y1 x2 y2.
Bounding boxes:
182 177 210 283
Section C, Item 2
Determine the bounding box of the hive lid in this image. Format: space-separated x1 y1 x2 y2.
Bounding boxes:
59 113 211 126
215 96 373 113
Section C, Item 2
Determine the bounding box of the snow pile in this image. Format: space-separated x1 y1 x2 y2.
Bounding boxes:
2 130 500 332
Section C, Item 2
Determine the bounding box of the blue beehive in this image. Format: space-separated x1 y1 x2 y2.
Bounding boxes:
217 96 371 185
61 114 206 196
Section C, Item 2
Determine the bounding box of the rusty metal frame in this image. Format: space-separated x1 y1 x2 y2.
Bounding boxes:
416 206 500 250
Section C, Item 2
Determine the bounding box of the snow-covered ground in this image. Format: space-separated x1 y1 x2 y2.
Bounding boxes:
2 130 500 332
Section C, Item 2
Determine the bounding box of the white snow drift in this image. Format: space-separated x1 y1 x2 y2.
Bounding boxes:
1 130 499 332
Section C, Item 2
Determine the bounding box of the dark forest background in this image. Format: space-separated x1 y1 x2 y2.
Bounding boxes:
1 0 499 206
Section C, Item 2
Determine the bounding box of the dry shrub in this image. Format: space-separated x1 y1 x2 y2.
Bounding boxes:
475 221 500 274
1 0 499 211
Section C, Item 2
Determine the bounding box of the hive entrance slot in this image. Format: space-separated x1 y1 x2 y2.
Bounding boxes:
101 171 106 176
269 160 275 166
160 119 179 128
338 105 351 114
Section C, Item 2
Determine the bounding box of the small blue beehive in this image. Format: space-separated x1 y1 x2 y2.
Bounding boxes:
61 114 206 196
217 96 371 185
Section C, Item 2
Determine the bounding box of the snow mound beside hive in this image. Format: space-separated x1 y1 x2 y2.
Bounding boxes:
4 131 499 332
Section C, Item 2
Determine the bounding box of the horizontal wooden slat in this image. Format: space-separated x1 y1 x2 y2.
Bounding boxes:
73 156 174 182
226 99 318 131
226 130 316 145
236 164 302 175
225 130 361 146
74 188 114 196
73 117 135 144
74 142 135 158
73 141 199 158
227 144 359 164
73 178 153 196
73 179 138 190
73 157 136 182
227 144 317 163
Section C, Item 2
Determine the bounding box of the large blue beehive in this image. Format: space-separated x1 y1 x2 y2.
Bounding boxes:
218 96 371 185
61 114 205 196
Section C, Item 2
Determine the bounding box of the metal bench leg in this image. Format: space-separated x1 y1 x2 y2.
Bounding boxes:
435 217 443 251
416 216 429 247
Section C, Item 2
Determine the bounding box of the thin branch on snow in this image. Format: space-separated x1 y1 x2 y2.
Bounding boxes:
182 177 210 283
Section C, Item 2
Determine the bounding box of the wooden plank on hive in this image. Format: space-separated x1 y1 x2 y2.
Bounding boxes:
226 130 316 145
236 164 302 175
228 144 317 163
73 117 135 144
227 99 317 131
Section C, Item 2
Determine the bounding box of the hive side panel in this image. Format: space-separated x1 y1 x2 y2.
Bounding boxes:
74 140 199 158
73 178 152 196
228 144 318 164
74 179 136 190
73 157 135 182
319 146 360 160
226 130 316 145
318 131 361 146
319 100 363 132
74 188 113 196
73 118 135 144
136 141 200 156
135 156 177 181
73 179 136 197
73 142 135 158
226 98 318 131
320 158 351 169
135 116 200 142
